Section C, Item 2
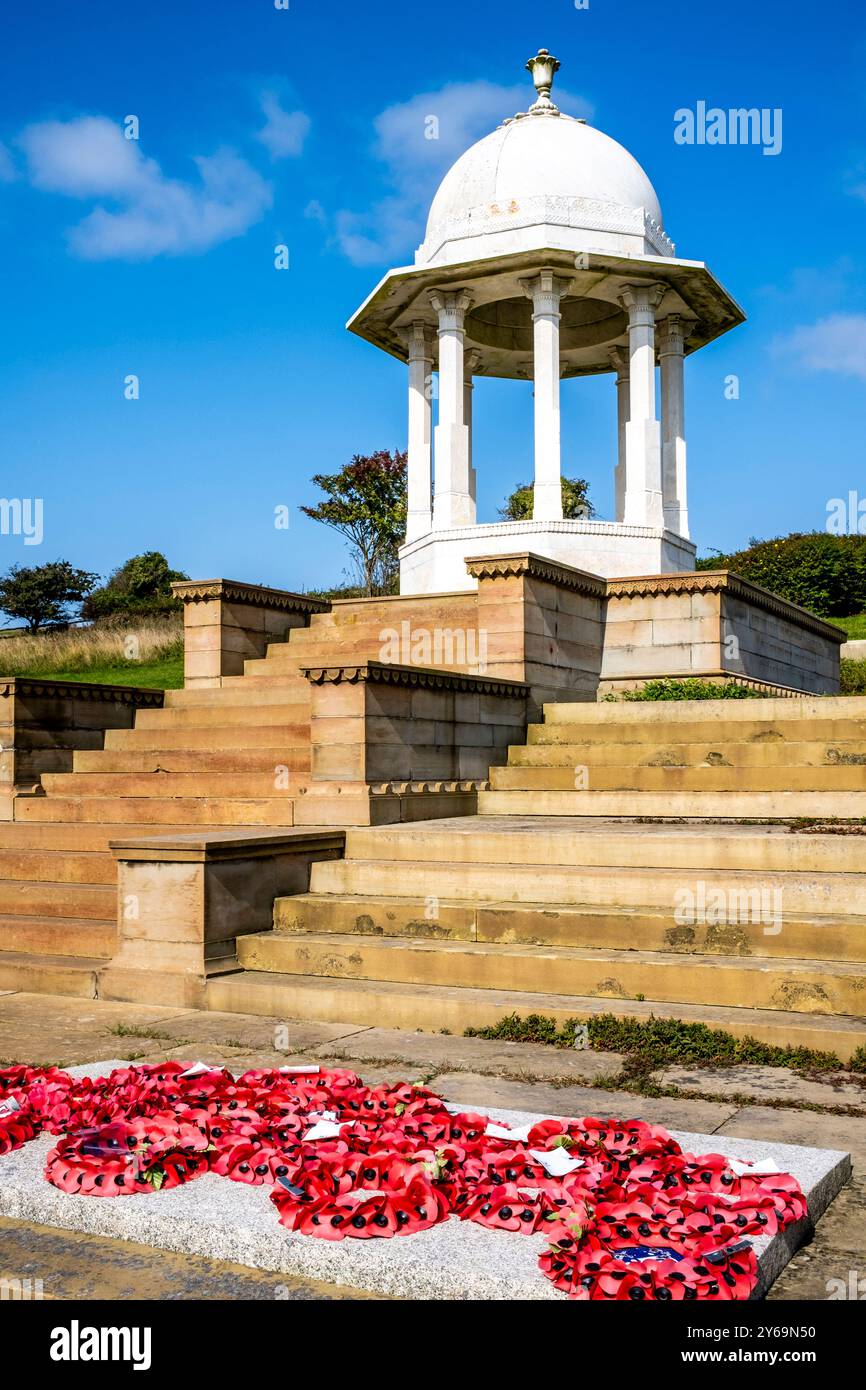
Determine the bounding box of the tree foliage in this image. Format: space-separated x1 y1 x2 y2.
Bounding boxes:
0 560 99 632
301 451 407 596
82 551 188 621
696 532 866 618
500 476 595 521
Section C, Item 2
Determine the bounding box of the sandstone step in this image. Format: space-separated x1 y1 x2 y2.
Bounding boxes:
478 789 866 818
205 970 866 1060
0 950 102 997
544 695 866 724
13 797 296 826
0 823 230 851
510 740 866 769
309 857 861 915
104 725 309 751
0 914 115 957
163 684 308 708
72 748 310 775
308 595 477 628
274 893 478 941
220 674 316 690
238 931 866 1017
0 879 115 919
342 819 866 874
530 717 866 746
489 765 866 792
132 703 309 729
41 771 308 799
273 891 866 962
0 847 116 884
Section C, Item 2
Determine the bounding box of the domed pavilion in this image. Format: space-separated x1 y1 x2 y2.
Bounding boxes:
348 48 745 595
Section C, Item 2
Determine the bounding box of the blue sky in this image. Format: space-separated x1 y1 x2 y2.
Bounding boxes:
1 0 865 601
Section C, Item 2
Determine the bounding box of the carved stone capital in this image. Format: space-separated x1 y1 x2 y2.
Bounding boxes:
619 282 666 323
608 346 630 377
428 288 473 331
464 349 482 379
657 313 696 357
405 320 433 361
519 268 573 318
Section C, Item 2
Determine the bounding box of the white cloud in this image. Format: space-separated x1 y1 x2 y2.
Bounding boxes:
18 116 272 260
329 80 592 266
777 314 866 382
256 91 310 159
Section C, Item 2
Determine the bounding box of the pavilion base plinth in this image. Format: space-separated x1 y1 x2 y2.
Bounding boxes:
399 518 695 595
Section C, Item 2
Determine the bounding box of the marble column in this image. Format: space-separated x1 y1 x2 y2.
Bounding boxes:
609 346 630 524
619 284 665 528
404 321 433 542
429 289 474 530
464 350 481 511
521 269 573 521
658 314 689 539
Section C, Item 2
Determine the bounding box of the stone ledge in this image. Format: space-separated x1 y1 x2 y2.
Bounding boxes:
171 579 329 614
109 827 345 863
0 677 164 707
465 550 607 597
606 570 846 643
301 660 529 698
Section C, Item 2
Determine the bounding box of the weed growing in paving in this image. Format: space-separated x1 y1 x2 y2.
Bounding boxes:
605 679 769 701
465 1011 848 1072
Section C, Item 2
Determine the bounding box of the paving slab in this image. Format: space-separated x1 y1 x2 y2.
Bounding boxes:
431 1071 739 1133
0 1216 380 1300
309 1027 625 1082
0 1062 847 1301
717 1106 866 1166
656 1064 866 1112
151 1012 370 1052
0 995 197 1067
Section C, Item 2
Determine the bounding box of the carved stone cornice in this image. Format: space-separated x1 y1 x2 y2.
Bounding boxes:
171 580 329 614
0 677 164 706
301 660 528 698
605 571 847 642
465 551 607 598
368 778 489 796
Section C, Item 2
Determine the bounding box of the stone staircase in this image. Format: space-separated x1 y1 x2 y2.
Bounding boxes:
0 596 484 988
480 695 866 817
206 695 866 1061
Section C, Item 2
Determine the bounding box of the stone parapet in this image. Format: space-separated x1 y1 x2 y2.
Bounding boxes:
102 827 344 1007
603 570 843 696
172 579 330 687
300 661 528 786
0 677 164 818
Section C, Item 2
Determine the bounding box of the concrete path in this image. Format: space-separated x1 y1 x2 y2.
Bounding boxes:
1 990 863 1301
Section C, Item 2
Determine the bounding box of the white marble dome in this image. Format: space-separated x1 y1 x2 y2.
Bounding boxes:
416 105 673 269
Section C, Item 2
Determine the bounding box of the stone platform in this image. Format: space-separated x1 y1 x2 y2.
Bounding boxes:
0 1062 850 1301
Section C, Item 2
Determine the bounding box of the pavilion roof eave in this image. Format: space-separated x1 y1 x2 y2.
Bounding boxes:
346 247 746 370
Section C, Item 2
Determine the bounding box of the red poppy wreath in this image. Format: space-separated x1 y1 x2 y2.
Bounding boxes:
0 1062 806 1299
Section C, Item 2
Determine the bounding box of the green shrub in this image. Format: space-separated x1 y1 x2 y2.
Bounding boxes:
840 659 866 695
606 679 768 702
465 1011 843 1070
82 552 187 622
696 532 866 618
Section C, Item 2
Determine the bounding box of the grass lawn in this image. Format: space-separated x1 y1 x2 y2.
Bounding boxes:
832 613 866 639
30 654 185 689
0 623 184 689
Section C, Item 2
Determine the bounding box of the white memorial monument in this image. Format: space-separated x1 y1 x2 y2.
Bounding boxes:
348 49 745 595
